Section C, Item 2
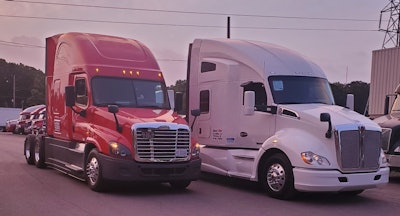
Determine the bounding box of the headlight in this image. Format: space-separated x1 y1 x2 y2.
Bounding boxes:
190 141 200 159
380 149 388 167
301 151 330 166
108 141 131 159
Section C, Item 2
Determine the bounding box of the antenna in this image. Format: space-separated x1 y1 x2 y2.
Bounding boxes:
379 0 400 48
227 16 231 38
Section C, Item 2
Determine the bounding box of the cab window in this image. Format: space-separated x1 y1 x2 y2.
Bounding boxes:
75 78 88 106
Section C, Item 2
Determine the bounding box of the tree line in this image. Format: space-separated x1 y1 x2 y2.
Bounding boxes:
0 58 45 109
0 58 369 114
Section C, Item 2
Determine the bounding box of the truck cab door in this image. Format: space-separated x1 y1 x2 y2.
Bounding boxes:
238 81 275 149
70 75 90 141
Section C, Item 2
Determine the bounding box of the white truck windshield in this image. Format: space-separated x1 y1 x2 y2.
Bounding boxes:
268 76 335 105
91 77 170 109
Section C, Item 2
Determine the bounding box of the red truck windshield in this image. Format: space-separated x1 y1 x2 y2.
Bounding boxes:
92 77 170 109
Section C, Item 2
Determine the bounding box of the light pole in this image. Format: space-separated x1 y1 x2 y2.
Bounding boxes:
13 73 15 108
5 73 16 108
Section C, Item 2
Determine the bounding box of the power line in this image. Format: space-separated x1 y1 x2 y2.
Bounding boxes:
0 39 44 48
0 14 224 28
0 14 377 32
157 59 185 62
6 0 380 22
0 39 186 62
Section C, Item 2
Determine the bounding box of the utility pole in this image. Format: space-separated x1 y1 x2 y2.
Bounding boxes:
13 73 15 108
379 0 400 48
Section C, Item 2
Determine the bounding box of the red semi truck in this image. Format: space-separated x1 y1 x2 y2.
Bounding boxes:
24 32 201 191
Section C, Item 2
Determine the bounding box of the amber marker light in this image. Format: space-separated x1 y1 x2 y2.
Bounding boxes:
158 72 162 78
136 71 140 76
95 68 100 73
130 71 133 76
122 70 126 75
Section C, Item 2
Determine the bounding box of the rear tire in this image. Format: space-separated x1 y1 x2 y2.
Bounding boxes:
169 180 191 190
259 153 297 200
24 134 36 165
34 135 46 168
85 149 106 192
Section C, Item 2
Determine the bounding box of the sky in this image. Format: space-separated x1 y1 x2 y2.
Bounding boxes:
0 0 392 86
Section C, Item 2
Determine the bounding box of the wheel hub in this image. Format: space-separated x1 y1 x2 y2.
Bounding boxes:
34 142 40 163
25 148 30 159
267 163 286 192
86 157 99 185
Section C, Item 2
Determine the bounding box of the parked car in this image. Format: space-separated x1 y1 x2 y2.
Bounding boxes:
5 119 18 133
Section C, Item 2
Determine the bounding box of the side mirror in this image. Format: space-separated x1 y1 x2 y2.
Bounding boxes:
65 86 75 107
108 105 119 114
167 90 175 111
190 109 201 132
191 109 200 117
320 112 330 122
65 85 86 117
243 91 255 115
384 95 390 115
174 92 184 113
108 105 122 133
320 113 332 139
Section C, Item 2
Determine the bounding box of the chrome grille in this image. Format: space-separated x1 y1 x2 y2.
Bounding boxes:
335 128 380 172
134 128 190 162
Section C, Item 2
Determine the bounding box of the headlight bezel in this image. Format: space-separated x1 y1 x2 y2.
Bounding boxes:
190 141 200 159
380 149 389 167
301 151 331 166
108 141 132 159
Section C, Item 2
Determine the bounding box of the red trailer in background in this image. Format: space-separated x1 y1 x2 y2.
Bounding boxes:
28 108 46 135
15 105 45 134
24 106 46 134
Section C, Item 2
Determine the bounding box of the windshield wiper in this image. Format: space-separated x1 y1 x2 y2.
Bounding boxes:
95 102 113 107
139 105 164 109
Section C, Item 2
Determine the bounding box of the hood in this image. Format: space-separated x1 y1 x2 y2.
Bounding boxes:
118 107 178 123
374 112 400 129
280 104 380 131
91 106 185 127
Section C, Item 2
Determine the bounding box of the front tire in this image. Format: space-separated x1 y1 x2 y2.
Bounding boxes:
86 149 106 192
24 134 36 165
259 153 296 200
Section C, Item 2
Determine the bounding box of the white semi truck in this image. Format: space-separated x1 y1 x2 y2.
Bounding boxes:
185 38 389 199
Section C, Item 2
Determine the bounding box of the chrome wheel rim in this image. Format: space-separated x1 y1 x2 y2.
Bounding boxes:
34 142 40 163
86 157 99 185
267 163 286 192
25 145 30 159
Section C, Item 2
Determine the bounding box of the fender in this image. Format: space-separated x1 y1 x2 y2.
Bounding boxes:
84 123 133 156
252 128 336 179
